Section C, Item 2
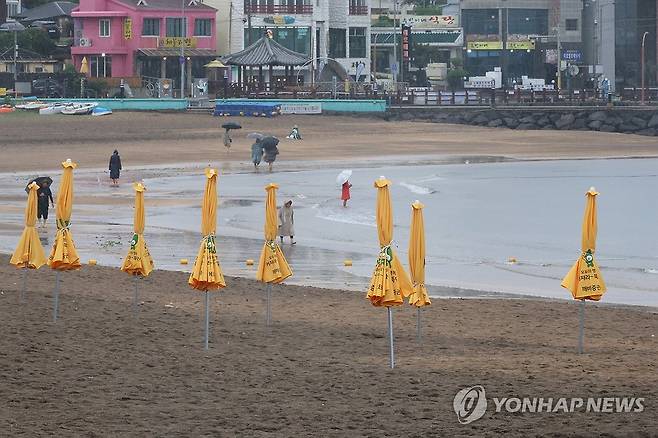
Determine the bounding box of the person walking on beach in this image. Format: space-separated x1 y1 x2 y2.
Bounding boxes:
341 179 352 207
109 150 122 186
223 129 232 151
251 138 264 171
263 144 279 172
278 200 296 245
37 181 54 227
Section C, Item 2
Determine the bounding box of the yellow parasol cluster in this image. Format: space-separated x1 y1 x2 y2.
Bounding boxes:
561 187 606 301
189 168 226 291
121 182 154 277
10 182 46 269
47 159 81 271
257 183 292 284
408 200 431 307
367 178 414 307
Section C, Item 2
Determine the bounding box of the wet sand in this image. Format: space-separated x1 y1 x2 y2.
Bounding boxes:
1 255 657 435
2 111 658 173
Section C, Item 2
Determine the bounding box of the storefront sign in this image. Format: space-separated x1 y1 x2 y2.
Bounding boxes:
562 49 583 62
123 18 132 40
401 15 458 28
280 103 322 114
402 25 410 61
467 41 503 50
505 41 535 50
160 37 198 48
263 15 295 25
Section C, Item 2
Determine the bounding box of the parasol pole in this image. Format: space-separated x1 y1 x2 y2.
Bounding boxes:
20 268 27 303
387 307 395 369
204 291 210 350
416 307 421 343
132 275 139 318
578 299 585 354
266 283 272 327
53 271 60 322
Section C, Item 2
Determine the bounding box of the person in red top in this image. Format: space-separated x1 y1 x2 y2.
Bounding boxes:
341 180 352 207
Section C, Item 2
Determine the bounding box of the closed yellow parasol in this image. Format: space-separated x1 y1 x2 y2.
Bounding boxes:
189 168 226 291
80 57 89 75
256 183 292 326
11 181 46 270
48 159 81 271
188 168 226 349
408 200 431 308
121 182 154 277
561 187 606 353
47 159 80 322
367 177 412 307
256 183 292 284
366 177 413 368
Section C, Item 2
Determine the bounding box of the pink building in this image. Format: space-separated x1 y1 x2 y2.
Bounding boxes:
71 0 217 89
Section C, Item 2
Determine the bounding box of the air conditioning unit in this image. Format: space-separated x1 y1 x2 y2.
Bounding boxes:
79 38 92 47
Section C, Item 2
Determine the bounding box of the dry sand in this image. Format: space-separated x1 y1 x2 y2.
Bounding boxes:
1 111 658 173
1 255 657 436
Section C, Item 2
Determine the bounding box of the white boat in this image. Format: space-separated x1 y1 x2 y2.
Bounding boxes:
39 102 70 115
60 102 98 115
91 106 112 116
15 101 49 110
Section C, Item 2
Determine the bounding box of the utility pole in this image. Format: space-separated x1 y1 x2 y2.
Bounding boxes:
180 0 186 99
556 23 561 91
641 31 649 104
393 0 398 84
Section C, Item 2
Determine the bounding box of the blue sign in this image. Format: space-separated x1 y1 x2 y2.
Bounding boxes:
562 49 582 63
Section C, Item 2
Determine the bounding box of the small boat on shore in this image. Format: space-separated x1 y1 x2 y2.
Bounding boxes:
15 101 49 110
61 102 98 115
39 102 71 115
91 106 112 116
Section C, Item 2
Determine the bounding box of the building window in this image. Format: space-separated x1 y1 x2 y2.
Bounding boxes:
329 28 346 58
244 27 311 55
349 27 366 58
99 19 110 37
7 2 19 17
507 9 548 36
89 55 112 78
166 17 187 37
142 18 160 36
463 9 499 36
194 18 211 36
565 19 578 31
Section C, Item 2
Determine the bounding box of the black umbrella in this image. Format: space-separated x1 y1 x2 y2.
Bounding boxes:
25 176 52 193
261 136 279 152
222 122 242 130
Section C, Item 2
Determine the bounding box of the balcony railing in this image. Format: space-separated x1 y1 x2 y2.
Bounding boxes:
349 5 368 15
244 4 313 14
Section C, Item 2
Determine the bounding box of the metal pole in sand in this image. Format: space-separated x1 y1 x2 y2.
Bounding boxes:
204 292 210 350
20 269 27 303
53 271 61 323
132 276 139 318
387 307 395 369
416 307 421 343
578 299 585 354
266 283 272 327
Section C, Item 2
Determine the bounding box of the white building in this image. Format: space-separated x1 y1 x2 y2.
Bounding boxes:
220 0 371 83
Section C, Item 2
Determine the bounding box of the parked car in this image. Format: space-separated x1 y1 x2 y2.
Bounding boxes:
32 78 63 97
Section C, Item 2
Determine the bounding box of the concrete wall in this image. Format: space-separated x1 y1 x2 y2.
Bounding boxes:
42 98 189 110
216 98 387 112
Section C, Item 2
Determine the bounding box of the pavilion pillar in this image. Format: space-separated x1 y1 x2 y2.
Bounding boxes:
237 65 242 92
160 57 166 78
269 64 274 91
258 65 263 91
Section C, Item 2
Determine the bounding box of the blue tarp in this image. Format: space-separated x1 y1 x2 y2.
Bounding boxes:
213 102 281 117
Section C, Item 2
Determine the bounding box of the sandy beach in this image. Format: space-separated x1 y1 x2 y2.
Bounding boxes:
1 255 657 436
1 112 658 173
2 111 657 435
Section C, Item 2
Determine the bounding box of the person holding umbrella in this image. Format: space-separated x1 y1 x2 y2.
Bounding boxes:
109 150 122 186
36 179 54 228
221 122 242 152
337 169 352 208
262 136 280 172
247 132 265 171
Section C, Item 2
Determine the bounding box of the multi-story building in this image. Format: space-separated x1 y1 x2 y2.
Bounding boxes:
226 0 371 83
461 0 584 88
371 0 463 85
584 0 656 92
71 0 217 92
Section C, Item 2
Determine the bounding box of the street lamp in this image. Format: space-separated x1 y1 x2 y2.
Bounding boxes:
0 21 26 85
641 31 649 104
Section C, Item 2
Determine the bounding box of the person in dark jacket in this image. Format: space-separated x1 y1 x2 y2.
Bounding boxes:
37 181 54 228
109 150 122 186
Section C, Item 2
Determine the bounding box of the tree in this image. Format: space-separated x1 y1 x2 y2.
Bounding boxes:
0 28 55 56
